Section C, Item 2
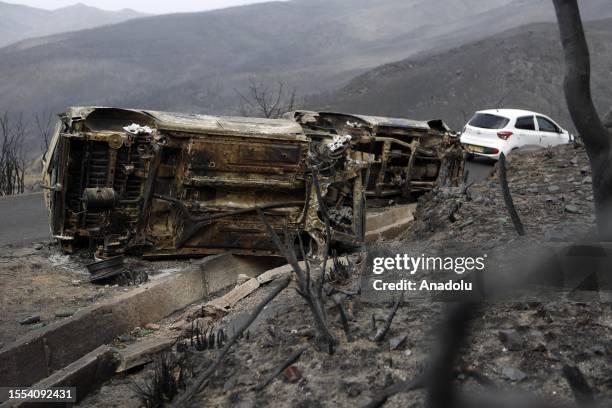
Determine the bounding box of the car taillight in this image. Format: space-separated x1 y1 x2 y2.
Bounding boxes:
497 131 513 140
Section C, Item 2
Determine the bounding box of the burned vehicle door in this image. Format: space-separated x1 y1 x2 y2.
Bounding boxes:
285 111 464 200
43 107 366 258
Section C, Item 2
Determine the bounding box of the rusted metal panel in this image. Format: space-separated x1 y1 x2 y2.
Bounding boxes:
284 110 465 199
42 107 366 259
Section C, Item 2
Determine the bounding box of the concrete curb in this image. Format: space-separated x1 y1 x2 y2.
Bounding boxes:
0 254 274 392
365 204 416 242
1 345 118 407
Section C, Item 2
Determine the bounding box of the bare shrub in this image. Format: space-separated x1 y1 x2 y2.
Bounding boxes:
0 112 26 195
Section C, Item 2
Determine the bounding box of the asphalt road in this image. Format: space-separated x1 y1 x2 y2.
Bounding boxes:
0 161 494 247
0 192 49 246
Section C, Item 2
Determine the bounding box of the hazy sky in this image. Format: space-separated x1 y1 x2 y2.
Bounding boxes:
5 0 282 14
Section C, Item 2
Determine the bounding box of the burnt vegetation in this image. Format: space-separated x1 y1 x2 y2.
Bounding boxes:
236 78 298 119
0 112 26 195
132 352 194 408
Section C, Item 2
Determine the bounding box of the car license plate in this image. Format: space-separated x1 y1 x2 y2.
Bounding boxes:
466 144 485 153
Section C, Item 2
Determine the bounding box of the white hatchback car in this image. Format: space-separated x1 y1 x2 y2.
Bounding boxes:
460 109 574 160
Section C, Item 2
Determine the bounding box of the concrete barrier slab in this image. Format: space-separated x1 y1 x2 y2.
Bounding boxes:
1 345 118 407
0 253 274 393
365 204 416 242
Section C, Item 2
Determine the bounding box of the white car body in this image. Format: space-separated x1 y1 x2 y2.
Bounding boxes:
460 109 573 160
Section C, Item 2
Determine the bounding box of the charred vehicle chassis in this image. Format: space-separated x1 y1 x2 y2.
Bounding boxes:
42 107 368 258
285 111 464 200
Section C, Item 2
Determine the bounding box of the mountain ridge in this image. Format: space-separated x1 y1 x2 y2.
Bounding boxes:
0 1 147 47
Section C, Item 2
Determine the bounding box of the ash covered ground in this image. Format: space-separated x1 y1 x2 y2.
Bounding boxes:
0 246 192 348
79 143 611 407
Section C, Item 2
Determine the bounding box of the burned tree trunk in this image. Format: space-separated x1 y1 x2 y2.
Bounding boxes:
553 0 612 240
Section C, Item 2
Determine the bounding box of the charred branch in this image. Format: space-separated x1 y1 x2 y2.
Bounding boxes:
35 112 54 158
171 275 291 407
257 208 338 353
253 347 307 391
333 298 352 342
361 376 425 408
363 303 478 408
498 153 525 236
370 292 403 342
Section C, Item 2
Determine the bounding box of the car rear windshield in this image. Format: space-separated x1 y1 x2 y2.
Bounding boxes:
468 113 509 129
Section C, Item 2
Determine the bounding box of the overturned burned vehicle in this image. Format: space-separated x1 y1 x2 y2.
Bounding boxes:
285 111 464 200
42 107 368 258
42 107 463 259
